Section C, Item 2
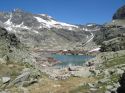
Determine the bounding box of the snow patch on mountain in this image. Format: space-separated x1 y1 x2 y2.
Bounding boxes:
34 16 52 28
5 13 12 25
4 21 31 31
34 16 78 30
89 47 100 52
0 9 79 31
39 14 53 19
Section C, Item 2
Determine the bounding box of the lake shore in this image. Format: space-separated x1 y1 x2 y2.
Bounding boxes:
33 49 125 80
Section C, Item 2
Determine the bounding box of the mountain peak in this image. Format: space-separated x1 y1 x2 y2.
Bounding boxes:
12 8 25 13
0 9 78 30
113 5 125 19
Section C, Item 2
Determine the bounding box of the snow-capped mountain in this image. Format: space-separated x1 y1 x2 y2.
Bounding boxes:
0 9 78 31
0 9 94 50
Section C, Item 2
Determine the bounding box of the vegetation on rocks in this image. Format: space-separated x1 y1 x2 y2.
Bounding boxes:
104 55 125 68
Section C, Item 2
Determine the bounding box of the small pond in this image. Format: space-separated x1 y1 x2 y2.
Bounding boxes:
52 54 94 67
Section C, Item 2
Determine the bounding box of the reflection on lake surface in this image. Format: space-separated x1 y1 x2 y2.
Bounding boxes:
52 54 94 67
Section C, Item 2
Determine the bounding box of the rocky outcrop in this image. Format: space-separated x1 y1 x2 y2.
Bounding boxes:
2 77 11 84
113 5 125 19
9 71 30 86
0 27 20 57
0 27 35 65
0 27 20 46
100 37 125 52
3 68 40 88
93 26 125 52
93 5 125 52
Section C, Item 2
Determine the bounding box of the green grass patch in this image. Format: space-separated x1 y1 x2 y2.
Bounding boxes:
69 85 89 93
104 55 125 68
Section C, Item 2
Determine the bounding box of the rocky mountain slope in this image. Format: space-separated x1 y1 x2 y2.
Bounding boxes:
108 5 125 27
0 9 95 50
93 5 125 52
0 27 35 65
0 9 78 30
0 4 125 93
93 26 125 52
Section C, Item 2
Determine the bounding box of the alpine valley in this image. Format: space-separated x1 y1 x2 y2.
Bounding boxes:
0 5 125 93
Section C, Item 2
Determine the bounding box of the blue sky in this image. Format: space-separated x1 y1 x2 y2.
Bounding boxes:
0 0 124 24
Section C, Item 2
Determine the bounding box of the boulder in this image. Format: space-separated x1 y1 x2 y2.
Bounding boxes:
2 77 11 84
0 58 6 64
116 69 124 75
88 83 95 88
9 71 30 86
106 85 113 90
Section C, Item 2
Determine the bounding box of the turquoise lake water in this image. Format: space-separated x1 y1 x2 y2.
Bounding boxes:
52 54 94 67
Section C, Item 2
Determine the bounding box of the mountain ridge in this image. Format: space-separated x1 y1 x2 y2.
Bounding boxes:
0 9 78 31
0 9 97 50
